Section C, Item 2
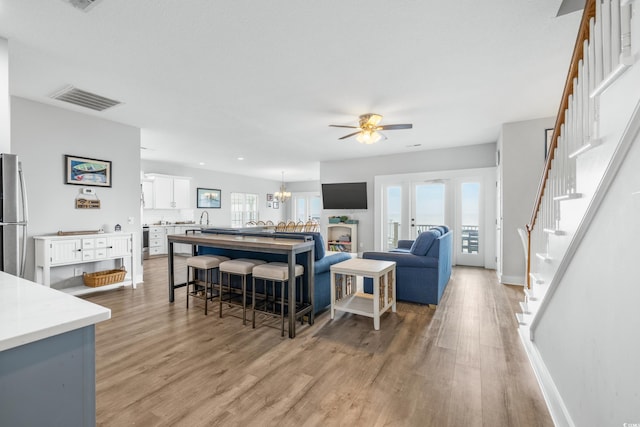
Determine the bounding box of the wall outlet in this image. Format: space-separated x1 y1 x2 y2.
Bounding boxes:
74 267 82 276
127 217 134 225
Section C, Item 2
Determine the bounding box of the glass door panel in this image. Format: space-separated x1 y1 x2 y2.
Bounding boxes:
457 181 483 266
412 182 445 239
385 185 402 250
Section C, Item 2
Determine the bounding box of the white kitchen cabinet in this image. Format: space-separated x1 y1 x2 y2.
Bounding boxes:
142 179 154 209
148 226 167 256
147 174 191 209
172 178 190 209
34 232 135 296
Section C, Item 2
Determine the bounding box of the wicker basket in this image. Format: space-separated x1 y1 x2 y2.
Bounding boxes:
83 267 126 288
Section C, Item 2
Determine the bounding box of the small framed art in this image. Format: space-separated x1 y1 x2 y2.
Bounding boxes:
197 188 221 208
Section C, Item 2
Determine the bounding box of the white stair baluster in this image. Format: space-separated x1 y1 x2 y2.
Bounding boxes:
611 0 621 69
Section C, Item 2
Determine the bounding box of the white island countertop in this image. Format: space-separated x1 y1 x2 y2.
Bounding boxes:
0 271 111 352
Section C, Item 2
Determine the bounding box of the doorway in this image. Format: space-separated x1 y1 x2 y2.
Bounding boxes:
375 168 495 268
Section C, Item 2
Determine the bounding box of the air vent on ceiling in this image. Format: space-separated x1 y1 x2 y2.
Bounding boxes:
62 0 104 12
49 86 122 112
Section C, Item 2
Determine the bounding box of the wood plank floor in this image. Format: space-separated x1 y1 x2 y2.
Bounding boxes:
84 257 553 427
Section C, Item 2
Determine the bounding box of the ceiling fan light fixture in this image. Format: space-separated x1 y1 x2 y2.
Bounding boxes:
356 130 382 144
360 113 383 127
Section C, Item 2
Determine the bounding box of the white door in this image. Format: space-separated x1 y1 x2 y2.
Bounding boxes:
455 180 483 267
383 185 403 251
411 181 446 239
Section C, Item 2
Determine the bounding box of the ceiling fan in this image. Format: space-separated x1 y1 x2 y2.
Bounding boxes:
329 113 413 144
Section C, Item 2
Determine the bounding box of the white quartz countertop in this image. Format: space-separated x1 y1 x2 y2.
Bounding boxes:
0 272 111 352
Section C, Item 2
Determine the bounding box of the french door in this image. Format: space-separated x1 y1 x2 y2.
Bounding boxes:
379 173 488 267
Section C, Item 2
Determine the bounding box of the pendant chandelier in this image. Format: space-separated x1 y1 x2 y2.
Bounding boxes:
274 171 291 203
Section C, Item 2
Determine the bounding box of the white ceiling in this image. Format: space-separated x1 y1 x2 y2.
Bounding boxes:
0 0 581 181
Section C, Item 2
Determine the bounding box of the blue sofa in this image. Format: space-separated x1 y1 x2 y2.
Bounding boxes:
197 230 352 314
362 226 452 305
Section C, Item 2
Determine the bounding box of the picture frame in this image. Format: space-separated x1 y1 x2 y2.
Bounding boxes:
65 155 112 187
197 188 221 208
266 193 273 202
273 201 279 209
545 128 554 159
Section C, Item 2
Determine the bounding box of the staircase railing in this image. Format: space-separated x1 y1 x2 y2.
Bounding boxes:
525 0 633 290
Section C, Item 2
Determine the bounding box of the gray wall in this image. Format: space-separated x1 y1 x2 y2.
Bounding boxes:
320 142 497 251
11 97 142 282
498 116 554 284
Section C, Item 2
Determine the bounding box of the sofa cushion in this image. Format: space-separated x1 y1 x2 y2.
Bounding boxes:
410 231 437 256
429 228 443 237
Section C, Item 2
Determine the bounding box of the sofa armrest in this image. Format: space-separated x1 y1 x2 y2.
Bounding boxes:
363 251 438 269
314 252 353 275
396 240 414 250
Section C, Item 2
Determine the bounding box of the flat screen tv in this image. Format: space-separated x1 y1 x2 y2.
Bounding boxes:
321 182 368 209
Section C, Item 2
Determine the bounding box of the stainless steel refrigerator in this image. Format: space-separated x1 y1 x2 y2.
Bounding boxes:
0 153 28 277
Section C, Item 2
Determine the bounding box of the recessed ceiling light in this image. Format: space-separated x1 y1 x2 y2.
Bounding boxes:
199 162 205 166
237 157 245 161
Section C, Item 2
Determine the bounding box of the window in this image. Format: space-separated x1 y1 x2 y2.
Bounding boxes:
230 192 258 226
292 193 321 222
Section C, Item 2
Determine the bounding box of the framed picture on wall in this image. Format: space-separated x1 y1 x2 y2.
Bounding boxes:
273 201 279 209
197 188 221 208
65 155 112 187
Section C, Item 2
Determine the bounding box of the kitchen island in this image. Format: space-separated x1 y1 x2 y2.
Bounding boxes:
166 231 314 338
0 272 110 426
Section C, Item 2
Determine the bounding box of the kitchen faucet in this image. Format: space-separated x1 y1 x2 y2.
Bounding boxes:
199 210 209 225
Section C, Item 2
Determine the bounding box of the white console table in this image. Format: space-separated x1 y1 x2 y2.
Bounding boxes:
34 232 135 296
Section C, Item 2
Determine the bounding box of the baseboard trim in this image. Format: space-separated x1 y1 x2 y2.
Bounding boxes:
498 274 525 286
519 328 575 427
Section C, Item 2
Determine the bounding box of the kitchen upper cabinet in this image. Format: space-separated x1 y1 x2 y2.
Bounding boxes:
146 174 191 209
142 180 154 209
172 178 190 209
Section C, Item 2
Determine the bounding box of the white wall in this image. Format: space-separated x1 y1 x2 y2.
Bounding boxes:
141 160 284 225
11 97 141 282
320 142 496 251
0 38 9 153
534 122 640 427
498 116 554 284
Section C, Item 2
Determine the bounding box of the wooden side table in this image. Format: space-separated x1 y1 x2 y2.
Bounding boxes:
330 258 396 330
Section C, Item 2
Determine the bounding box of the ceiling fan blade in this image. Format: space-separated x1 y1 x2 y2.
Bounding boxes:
338 131 362 140
378 124 413 130
329 125 359 129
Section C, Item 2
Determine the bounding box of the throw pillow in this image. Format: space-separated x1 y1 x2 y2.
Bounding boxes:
410 231 437 256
